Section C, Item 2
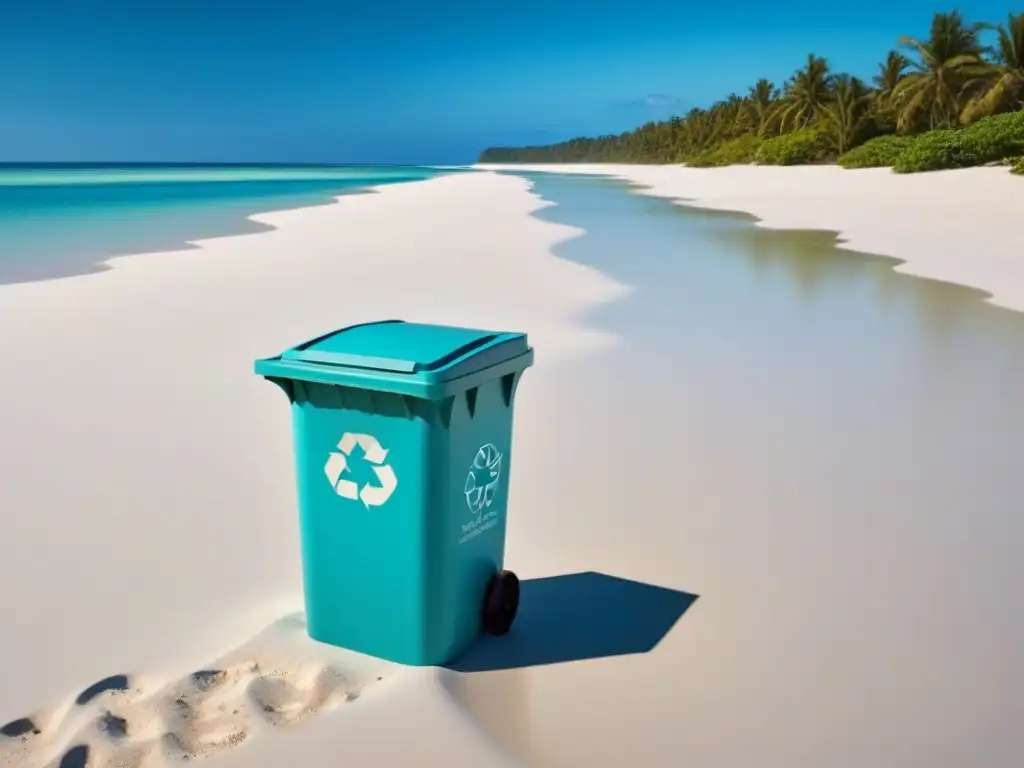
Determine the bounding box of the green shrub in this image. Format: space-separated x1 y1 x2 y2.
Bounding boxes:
755 128 835 165
685 134 761 167
837 134 916 168
892 129 961 172
893 110 1024 173
1013 156 1024 175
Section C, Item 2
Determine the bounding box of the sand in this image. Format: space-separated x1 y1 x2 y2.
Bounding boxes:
0 171 627 767
2 164 1022 767
476 163 1024 312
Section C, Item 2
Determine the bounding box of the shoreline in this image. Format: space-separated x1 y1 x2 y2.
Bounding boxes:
0 168 453 288
475 163 1024 313
0 170 626 767
0 190 366 289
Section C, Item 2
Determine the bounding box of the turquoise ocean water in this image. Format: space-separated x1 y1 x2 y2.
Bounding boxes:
493 171 1024 766
0 163 447 285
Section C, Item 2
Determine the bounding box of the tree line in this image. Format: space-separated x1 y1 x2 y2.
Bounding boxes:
478 10 1024 173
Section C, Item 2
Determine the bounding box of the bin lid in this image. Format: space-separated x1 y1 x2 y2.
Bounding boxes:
256 319 533 398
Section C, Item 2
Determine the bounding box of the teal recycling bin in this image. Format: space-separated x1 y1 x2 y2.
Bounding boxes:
254 319 533 666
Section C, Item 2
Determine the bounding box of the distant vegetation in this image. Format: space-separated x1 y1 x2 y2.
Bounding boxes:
479 10 1024 174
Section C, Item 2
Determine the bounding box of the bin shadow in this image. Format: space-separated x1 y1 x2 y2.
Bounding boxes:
446 571 698 673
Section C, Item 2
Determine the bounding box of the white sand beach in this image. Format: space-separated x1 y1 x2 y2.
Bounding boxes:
0 171 628 767
2 166 1023 768
477 163 1024 313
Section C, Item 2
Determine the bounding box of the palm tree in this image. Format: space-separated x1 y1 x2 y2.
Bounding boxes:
715 93 747 139
773 54 833 131
873 50 912 106
992 11 1024 87
962 12 1024 121
683 107 712 149
892 10 991 131
747 79 780 137
824 75 874 154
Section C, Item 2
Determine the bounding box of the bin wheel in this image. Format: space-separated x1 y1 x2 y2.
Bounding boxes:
482 570 520 636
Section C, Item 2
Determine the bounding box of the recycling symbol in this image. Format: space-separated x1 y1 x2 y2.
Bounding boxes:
324 432 398 509
465 443 502 515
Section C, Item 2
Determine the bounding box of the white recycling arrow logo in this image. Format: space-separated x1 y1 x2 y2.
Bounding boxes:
324 432 398 509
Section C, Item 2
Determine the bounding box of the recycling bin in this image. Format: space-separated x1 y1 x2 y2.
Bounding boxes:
254 319 533 666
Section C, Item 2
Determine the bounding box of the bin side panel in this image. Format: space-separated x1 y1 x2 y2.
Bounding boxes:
427 375 520 664
291 382 432 664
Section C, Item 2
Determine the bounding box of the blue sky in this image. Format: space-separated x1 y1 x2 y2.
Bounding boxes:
0 1 1014 163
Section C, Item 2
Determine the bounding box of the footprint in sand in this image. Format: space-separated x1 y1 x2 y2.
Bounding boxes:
57 744 89 768
97 712 128 740
75 676 132 707
2 616 388 767
55 741 154 768
247 666 357 728
190 670 228 693
1 717 42 739
161 666 252 760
